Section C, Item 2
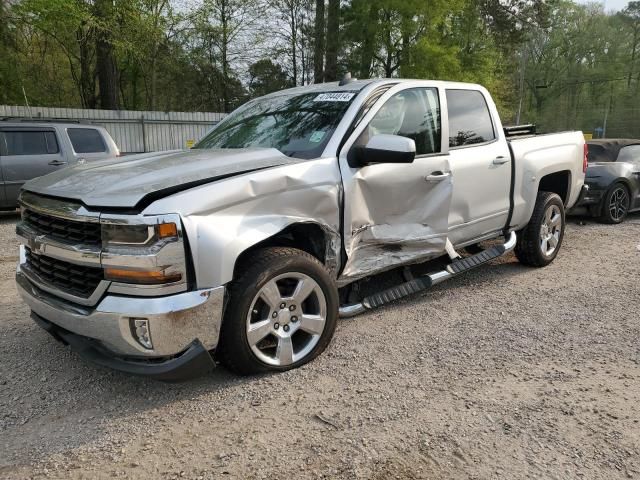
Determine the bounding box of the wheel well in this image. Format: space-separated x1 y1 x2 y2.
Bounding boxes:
233 223 330 278
538 171 570 205
610 179 632 193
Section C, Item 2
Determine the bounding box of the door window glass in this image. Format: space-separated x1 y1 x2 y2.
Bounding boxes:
617 145 640 164
68 128 107 153
4 131 59 155
357 88 441 155
446 89 496 147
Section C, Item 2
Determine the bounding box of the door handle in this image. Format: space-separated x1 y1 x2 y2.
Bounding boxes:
492 156 509 165
425 171 451 182
48 160 67 166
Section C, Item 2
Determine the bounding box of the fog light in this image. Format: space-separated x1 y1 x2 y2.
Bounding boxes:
131 318 153 349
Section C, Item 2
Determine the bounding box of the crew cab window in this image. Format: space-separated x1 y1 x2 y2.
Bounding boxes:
617 145 640 164
446 89 495 147
356 88 441 155
3 131 59 155
68 128 107 153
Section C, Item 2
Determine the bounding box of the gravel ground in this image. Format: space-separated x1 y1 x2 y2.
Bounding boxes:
1 212 639 480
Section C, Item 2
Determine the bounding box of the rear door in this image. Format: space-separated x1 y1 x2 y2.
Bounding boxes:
445 88 511 245
0 127 66 207
65 127 113 161
338 82 453 282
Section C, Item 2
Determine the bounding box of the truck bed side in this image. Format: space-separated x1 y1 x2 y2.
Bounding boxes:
509 131 585 230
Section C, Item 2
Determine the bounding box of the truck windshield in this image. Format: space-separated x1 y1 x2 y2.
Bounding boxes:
193 91 357 159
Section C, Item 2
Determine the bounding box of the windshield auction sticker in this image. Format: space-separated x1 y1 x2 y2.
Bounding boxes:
313 92 355 102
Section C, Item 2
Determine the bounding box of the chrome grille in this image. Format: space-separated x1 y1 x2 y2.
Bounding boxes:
23 209 102 246
24 248 104 298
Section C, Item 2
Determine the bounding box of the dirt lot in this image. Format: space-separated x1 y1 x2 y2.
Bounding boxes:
1 212 639 480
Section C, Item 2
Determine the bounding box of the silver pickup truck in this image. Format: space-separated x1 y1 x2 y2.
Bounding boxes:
15 79 587 380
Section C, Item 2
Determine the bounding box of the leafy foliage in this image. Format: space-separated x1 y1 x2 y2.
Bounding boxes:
1 0 638 137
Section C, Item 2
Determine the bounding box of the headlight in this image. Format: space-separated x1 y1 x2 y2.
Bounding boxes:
102 222 178 246
100 216 187 290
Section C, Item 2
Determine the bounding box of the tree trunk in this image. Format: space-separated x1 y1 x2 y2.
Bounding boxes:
325 0 339 81
628 25 638 89
290 2 298 86
359 4 377 78
95 0 119 109
150 53 158 110
77 26 96 109
313 0 325 83
221 0 230 112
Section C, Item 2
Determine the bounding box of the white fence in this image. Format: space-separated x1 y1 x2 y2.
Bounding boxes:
0 105 226 154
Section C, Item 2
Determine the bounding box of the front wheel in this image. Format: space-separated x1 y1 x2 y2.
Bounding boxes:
515 191 566 267
217 247 338 375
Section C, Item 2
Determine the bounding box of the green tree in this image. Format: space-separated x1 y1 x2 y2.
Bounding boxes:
248 59 291 96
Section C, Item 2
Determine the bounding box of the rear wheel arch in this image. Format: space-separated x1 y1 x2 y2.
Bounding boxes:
538 170 571 205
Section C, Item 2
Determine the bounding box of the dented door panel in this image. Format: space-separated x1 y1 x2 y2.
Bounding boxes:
337 82 453 284
339 158 453 282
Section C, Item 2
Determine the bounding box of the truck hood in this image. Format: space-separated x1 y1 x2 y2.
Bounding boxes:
23 148 301 208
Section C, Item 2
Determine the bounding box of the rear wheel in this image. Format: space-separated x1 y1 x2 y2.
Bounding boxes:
599 183 630 224
515 191 565 267
217 247 338 375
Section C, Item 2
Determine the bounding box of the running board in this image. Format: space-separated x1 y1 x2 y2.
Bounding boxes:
339 232 517 318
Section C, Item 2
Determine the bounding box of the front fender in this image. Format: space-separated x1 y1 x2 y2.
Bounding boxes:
144 158 343 289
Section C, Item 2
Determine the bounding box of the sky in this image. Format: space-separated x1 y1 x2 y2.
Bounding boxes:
575 0 630 11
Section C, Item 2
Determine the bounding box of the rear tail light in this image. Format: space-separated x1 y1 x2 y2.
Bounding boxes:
583 143 588 173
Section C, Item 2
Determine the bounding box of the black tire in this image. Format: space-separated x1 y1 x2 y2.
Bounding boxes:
515 191 565 268
217 247 338 375
598 183 630 224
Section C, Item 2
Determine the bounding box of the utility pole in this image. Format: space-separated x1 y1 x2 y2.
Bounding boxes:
516 49 527 125
602 84 613 139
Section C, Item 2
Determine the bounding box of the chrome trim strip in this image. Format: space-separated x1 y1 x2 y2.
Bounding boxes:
17 223 101 267
19 190 100 223
107 281 187 297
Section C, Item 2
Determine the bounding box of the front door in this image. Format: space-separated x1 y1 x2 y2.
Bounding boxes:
338 84 453 283
0 128 67 207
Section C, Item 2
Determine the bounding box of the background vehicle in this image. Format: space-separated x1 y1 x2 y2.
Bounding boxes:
15 79 586 380
571 139 640 223
0 121 119 210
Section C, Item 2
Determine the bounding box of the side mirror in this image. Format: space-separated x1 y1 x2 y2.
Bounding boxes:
351 134 416 166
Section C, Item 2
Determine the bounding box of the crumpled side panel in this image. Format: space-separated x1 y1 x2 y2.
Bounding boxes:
339 162 453 284
144 158 342 288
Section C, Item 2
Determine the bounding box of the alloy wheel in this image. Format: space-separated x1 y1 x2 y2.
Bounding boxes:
539 204 562 257
608 187 629 222
246 273 327 367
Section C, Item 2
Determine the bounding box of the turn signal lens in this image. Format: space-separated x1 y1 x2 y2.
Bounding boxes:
104 268 182 285
157 222 178 239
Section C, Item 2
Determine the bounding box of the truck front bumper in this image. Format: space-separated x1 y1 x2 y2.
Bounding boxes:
16 268 225 381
